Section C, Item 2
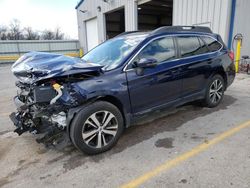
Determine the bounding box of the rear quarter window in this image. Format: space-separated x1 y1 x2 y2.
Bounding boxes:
198 37 210 54
201 36 222 52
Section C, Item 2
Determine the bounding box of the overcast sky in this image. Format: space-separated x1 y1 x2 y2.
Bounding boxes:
0 0 79 39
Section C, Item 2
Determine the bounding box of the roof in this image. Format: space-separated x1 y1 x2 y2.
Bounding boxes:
150 26 213 35
75 0 84 9
115 26 214 39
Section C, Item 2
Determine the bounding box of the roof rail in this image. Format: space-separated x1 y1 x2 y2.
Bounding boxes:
151 26 213 35
115 31 142 37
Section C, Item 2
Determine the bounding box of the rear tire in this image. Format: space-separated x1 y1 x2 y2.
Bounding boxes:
202 74 225 108
70 101 124 155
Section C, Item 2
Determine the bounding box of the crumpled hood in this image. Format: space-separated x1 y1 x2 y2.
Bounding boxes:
11 52 103 84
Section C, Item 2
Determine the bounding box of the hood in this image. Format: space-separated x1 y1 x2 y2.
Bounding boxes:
11 52 103 84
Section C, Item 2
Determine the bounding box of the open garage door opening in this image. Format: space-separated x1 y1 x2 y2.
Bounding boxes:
105 7 125 39
138 0 173 31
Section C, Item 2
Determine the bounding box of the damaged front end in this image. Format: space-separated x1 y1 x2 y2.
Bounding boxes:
10 52 103 148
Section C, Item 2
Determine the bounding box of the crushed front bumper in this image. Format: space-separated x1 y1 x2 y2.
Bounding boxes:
9 112 29 135
9 95 70 148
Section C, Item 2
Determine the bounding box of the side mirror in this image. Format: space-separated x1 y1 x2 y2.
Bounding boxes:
134 58 157 69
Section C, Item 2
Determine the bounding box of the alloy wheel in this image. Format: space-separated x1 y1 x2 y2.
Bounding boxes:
209 79 223 104
82 111 118 148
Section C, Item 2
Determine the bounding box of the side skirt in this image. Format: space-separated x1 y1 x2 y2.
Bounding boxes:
128 90 205 127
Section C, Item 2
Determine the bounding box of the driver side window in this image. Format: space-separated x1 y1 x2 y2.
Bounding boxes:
135 37 176 64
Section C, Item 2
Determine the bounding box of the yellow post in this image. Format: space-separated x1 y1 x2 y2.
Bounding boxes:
79 48 84 58
235 39 242 73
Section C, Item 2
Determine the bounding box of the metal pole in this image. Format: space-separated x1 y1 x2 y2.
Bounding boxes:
79 48 83 58
234 34 243 73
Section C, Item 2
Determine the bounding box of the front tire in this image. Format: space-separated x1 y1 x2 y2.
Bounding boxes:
70 101 124 155
202 74 225 108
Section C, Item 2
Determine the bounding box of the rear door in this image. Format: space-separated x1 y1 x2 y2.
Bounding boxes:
176 35 215 98
125 36 182 114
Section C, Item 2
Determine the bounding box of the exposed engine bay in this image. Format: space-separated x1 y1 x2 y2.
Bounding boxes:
9 52 103 148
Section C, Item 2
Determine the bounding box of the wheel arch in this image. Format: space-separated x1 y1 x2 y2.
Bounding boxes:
67 95 130 138
210 68 228 90
95 95 130 127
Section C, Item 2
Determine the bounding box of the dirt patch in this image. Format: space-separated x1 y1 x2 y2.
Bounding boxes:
0 140 14 160
46 146 76 165
0 146 10 161
206 132 215 135
0 158 40 186
10 159 40 177
47 154 67 164
44 146 93 174
191 136 206 140
63 153 87 173
40 174 52 180
179 179 187 184
0 177 11 187
155 138 174 149
60 147 104 173
36 148 47 155
0 130 11 136
18 160 26 166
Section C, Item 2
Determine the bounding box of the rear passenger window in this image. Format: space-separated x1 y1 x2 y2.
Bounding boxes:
177 36 205 58
202 36 222 52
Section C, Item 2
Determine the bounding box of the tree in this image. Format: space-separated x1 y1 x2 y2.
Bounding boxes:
24 27 40 40
41 28 65 40
9 19 24 40
41 29 55 40
54 27 64 40
0 25 8 40
0 19 67 40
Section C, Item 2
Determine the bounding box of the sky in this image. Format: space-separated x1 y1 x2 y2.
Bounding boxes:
0 0 79 39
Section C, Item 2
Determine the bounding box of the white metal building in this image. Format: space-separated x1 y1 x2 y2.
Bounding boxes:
76 0 250 56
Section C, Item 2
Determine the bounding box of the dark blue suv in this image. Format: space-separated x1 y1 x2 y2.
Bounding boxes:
10 26 235 154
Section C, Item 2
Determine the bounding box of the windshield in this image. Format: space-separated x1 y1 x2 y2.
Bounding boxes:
82 34 147 71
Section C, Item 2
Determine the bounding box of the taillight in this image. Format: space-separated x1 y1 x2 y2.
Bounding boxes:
229 51 234 61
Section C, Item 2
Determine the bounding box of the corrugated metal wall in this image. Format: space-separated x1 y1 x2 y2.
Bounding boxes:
77 0 234 51
173 0 232 43
0 40 80 63
233 0 250 55
76 0 138 51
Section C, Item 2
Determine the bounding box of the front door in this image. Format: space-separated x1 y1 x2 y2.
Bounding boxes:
125 36 182 114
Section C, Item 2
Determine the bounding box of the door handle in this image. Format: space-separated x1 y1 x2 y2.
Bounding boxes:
171 70 178 74
171 67 182 74
164 72 172 78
